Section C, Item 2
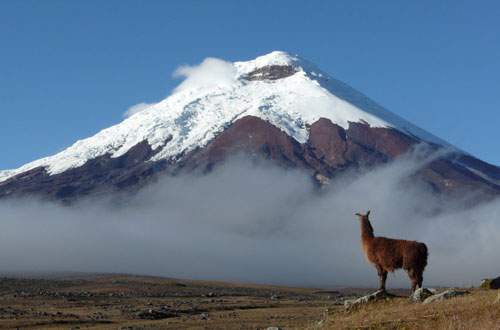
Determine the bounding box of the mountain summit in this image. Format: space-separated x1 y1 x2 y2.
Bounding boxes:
1 51 499 201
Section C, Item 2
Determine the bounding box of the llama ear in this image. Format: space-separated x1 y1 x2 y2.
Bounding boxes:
366 210 370 216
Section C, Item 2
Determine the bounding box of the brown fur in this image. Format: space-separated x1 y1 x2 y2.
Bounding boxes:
356 211 428 293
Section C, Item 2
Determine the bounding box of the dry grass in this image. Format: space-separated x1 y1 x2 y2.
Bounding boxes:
0 275 331 329
306 289 500 330
2 276 499 329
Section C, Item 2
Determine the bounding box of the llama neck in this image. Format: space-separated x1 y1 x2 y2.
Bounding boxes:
361 218 375 240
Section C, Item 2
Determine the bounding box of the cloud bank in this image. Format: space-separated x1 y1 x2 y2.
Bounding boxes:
172 57 237 94
0 150 499 288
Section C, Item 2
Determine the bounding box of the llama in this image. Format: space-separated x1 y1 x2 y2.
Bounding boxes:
356 211 428 293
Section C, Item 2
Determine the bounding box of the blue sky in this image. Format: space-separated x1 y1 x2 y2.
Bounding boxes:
1 0 499 169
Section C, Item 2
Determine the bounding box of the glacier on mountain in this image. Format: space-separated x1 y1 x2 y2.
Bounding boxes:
0 51 448 183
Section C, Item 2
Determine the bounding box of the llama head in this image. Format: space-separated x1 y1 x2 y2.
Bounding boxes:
356 211 374 238
355 210 370 221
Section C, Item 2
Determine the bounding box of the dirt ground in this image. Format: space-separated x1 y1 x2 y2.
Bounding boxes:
0 274 377 329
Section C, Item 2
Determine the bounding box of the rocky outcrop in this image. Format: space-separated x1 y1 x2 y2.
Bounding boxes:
0 140 169 203
480 277 500 290
408 287 436 303
245 65 297 81
179 116 500 197
344 290 394 311
423 288 469 304
343 287 470 310
491 277 500 289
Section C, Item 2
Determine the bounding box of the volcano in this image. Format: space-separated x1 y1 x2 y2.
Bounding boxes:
1 51 499 202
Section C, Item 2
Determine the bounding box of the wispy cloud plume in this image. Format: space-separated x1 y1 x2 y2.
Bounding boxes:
123 102 155 118
172 57 238 94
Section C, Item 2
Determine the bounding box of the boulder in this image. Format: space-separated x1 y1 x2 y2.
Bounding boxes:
344 290 393 311
408 287 436 303
423 289 469 304
480 277 500 290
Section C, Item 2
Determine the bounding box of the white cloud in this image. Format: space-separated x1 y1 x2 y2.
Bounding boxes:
121 58 237 119
172 57 238 94
0 150 499 288
123 102 155 118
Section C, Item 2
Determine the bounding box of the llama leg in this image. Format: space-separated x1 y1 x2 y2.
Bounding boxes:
408 269 418 293
417 271 423 289
380 270 388 291
376 265 388 291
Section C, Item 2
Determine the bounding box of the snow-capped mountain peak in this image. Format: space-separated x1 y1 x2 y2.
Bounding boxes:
235 51 299 71
0 51 449 183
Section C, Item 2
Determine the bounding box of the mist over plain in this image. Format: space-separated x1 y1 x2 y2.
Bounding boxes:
1 149 499 288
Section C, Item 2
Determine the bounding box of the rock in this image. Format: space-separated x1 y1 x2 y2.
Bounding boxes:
89 312 106 320
135 309 176 320
315 319 326 328
315 174 331 185
408 287 436 303
480 277 500 290
245 65 296 81
173 282 187 287
423 288 469 304
265 327 282 330
344 290 393 311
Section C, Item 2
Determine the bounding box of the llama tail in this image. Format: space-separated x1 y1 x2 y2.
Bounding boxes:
417 243 429 269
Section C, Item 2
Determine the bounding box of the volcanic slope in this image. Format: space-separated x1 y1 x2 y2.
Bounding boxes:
1 51 499 201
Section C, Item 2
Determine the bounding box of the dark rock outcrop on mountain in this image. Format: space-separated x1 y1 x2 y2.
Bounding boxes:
245 65 297 81
1 116 499 202
0 140 169 202
177 116 500 196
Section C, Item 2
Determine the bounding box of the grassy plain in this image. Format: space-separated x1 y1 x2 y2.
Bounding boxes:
0 275 498 329
0 275 334 329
